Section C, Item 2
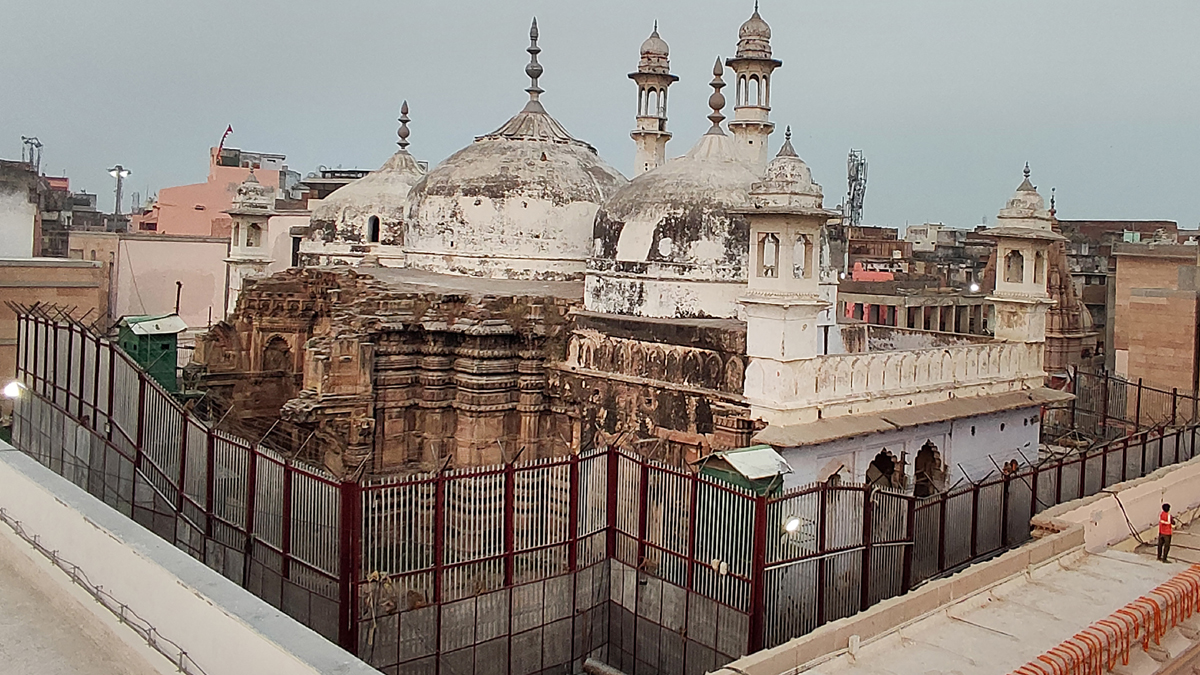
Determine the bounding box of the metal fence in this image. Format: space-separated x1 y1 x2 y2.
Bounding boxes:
11 313 348 645
1044 368 1199 442
11 311 1200 675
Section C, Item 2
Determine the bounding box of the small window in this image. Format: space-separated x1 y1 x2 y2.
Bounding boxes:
368 216 380 243
1000 423 1006 432
758 233 779 278
1004 250 1024 284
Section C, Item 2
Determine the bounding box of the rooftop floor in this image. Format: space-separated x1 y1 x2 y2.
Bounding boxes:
806 546 1187 674
0 520 167 675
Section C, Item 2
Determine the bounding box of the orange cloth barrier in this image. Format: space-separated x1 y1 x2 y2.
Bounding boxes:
1010 565 1200 674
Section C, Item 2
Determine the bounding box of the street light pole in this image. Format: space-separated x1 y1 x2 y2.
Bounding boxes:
108 165 131 215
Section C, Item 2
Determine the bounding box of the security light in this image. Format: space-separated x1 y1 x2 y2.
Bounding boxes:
3 381 24 399
784 516 802 534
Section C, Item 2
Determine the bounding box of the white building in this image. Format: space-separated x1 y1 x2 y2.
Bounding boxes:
250 9 1072 494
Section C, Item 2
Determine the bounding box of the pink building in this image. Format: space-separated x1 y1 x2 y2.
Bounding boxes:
133 147 297 237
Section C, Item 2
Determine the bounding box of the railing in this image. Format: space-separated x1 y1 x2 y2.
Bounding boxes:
11 310 1200 675
11 312 349 647
1044 368 1200 442
745 340 1044 419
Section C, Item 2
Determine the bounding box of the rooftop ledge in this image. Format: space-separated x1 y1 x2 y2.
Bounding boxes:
0 443 376 675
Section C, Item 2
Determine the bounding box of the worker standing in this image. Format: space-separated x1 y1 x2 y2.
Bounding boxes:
1158 503 1176 563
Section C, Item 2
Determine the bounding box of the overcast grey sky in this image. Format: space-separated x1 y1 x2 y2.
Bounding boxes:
4 0 1199 228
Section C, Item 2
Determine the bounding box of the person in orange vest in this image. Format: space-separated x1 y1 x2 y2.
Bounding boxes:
1158 503 1177 562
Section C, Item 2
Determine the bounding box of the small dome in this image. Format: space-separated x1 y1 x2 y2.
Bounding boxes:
587 133 761 318
309 150 424 245
999 165 1051 225
641 29 669 57
231 171 272 212
736 10 773 59
748 129 823 208
636 25 672 76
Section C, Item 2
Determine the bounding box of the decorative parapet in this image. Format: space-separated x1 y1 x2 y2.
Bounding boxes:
745 340 1046 425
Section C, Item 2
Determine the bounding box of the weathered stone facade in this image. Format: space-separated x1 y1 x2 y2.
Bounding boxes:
198 266 590 476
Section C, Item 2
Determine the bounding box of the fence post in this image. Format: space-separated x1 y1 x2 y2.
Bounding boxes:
504 459 516 587
242 445 259 588
280 462 293 579
635 460 650 575
748 493 769 653
1069 365 1078 431
1141 433 1148 476
51 321 59 401
859 488 874 612
337 479 361 653
433 471 446 604
176 413 188 514
1135 378 1144 431
1000 475 1011 549
816 483 828 626
204 432 216 540
1172 388 1179 427
1100 441 1109 489
900 495 916 593
1101 373 1110 434
134 375 147 471
568 453 579 573
1029 462 1040 515
936 492 947 573
105 343 116 442
1121 438 1129 482
969 484 979 559
606 449 618 559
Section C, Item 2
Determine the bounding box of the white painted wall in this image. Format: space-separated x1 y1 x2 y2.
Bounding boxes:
778 406 1041 490
0 188 36 257
0 445 377 675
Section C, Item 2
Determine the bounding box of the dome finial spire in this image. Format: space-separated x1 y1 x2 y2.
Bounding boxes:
397 100 411 152
653 19 658 34
706 57 727 135
525 17 544 106
1018 162 1036 191
755 0 759 13
777 125 797 157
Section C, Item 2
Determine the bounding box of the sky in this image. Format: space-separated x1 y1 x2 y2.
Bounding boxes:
3 0 1200 229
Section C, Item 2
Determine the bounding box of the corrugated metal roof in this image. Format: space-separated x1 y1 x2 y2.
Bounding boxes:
701 445 793 480
121 314 187 336
755 387 1074 448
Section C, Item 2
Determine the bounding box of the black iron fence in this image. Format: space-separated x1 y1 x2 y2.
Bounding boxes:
10 312 1200 675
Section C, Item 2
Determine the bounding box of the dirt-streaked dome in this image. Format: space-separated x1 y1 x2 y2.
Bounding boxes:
586 132 761 318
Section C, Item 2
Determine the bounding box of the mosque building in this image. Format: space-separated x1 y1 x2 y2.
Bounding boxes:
196 9 1071 491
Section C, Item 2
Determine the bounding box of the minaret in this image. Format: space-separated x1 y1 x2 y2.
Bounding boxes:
736 129 838 364
224 170 274 314
629 23 678 176
726 3 782 167
982 164 1065 347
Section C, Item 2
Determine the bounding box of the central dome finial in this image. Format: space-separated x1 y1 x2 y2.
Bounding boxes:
525 17 544 105
397 100 411 152
706 57 727 135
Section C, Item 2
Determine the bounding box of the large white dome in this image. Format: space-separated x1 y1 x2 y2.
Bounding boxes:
404 102 627 281
586 132 761 319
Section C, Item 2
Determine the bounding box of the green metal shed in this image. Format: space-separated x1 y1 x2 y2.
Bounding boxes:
693 445 793 496
116 314 187 392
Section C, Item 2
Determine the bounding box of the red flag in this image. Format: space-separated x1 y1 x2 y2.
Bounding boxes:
216 125 234 160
